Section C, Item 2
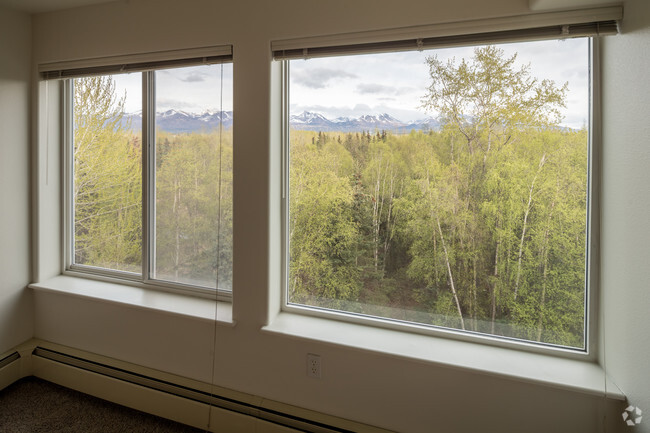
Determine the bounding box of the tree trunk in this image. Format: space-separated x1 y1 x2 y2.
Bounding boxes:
436 216 465 330
536 200 555 342
371 157 383 272
514 153 546 301
174 177 181 280
491 227 500 335
381 170 397 275
536 247 549 342
473 257 478 331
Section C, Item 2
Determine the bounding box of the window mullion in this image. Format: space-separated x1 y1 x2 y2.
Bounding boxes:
586 37 600 358
142 71 156 282
281 60 290 310
63 79 74 271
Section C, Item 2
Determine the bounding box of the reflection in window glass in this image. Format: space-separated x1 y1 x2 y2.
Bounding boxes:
153 64 233 289
287 39 589 348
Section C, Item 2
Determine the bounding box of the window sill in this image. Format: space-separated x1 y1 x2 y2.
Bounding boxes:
29 275 234 325
263 312 624 401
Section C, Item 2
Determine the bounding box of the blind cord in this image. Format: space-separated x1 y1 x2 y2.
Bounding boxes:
207 62 225 432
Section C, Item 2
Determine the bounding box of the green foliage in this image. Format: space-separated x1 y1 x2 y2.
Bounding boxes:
73 76 142 273
74 46 589 347
289 134 361 305
73 76 233 288
288 46 588 347
155 131 233 289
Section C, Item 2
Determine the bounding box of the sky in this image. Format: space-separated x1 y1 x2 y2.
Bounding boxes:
112 63 234 114
290 38 590 129
111 38 589 130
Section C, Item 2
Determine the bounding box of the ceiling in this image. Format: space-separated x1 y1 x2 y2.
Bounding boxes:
0 0 118 13
1 0 624 14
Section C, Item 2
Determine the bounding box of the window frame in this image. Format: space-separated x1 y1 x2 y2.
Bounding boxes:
278 37 601 360
61 63 233 302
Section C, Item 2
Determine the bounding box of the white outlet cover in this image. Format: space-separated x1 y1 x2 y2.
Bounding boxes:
307 353 321 379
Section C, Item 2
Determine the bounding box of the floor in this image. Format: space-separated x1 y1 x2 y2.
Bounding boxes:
0 376 205 433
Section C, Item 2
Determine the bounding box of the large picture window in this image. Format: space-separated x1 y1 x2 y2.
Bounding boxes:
66 59 233 294
282 37 593 349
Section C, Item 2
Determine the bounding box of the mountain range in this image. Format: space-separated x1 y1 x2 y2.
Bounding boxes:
289 111 441 133
123 109 234 134
122 110 440 134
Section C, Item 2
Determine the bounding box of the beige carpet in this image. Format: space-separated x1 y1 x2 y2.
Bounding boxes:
0 377 205 432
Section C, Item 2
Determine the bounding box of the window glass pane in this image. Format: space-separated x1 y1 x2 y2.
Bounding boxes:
73 74 142 274
287 39 589 348
153 64 233 290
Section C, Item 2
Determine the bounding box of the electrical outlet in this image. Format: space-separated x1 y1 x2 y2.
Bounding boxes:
307 353 321 379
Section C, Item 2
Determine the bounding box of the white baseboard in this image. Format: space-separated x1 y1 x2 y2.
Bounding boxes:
0 351 23 392
0 339 36 391
34 356 215 430
2 339 388 433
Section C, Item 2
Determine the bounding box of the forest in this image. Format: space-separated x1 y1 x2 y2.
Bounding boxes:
288 46 588 348
71 45 587 348
72 75 233 290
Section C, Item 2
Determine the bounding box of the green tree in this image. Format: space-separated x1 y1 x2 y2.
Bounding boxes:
73 76 142 272
421 45 567 159
289 135 361 306
406 45 580 341
155 130 233 289
287 46 587 347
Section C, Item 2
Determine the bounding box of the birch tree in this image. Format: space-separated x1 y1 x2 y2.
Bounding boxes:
73 76 142 272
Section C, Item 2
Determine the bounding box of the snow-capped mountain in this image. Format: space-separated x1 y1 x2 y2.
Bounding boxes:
290 111 328 124
121 110 439 134
351 113 404 130
288 111 441 132
159 109 191 118
405 117 442 131
122 110 233 133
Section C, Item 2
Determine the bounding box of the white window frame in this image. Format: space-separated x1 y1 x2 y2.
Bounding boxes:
276 23 612 359
53 50 233 301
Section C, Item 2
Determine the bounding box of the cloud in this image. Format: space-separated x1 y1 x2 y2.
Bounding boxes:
357 83 395 94
156 98 201 111
352 103 372 112
159 69 207 82
356 83 419 96
181 72 206 83
292 68 357 89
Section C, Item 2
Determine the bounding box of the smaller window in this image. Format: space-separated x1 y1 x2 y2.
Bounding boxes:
63 56 233 294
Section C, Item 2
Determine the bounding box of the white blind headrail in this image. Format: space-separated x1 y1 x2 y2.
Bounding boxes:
39 45 233 80
272 6 621 60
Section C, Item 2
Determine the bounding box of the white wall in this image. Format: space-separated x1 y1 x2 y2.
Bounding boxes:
0 6 33 355
27 1 642 432
601 0 650 432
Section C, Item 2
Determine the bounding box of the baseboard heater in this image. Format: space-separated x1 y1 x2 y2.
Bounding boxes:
0 351 20 370
32 347 352 433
